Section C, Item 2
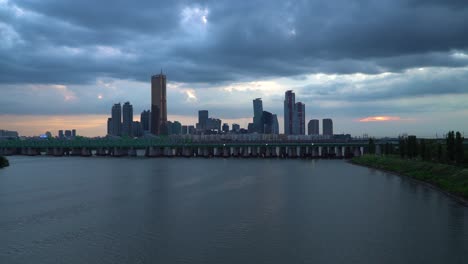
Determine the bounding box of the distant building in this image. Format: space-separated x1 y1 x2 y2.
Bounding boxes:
232 123 240 133
107 118 113 136
247 123 254 133
166 121 173 135
45 131 52 138
111 103 122 136
65 130 72 137
222 123 229 133
308 119 319 135
323 118 333 136
140 110 150 132
188 125 196 134
181 125 188 134
71 129 76 137
262 111 274 134
295 102 305 135
58 130 64 138
151 73 167 135
198 110 209 130
253 98 263 133
172 121 182 135
207 118 222 131
132 121 143 137
284 90 296 135
272 114 279 134
122 102 133 137
0 130 18 138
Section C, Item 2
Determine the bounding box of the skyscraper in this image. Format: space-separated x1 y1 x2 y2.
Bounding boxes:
107 118 113 136
253 98 263 133
284 90 295 135
272 114 279 134
323 118 333 136
198 110 209 130
295 102 305 135
122 102 133 136
308 119 319 135
172 121 182 135
111 103 122 136
261 111 273 134
151 73 167 135
140 110 150 132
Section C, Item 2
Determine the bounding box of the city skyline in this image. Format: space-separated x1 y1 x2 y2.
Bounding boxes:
1 1 468 137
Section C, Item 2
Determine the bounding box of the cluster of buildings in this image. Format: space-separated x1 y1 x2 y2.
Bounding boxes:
58 129 77 139
105 73 336 138
0 129 19 138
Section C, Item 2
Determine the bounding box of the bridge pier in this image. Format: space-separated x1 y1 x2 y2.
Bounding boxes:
81 147 92 157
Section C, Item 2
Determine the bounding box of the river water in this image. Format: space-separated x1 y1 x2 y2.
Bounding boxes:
0 157 467 263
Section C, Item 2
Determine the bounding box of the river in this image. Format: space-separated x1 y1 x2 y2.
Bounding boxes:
0 157 467 263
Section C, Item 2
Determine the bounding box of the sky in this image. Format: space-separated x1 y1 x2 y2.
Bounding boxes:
0 0 467 137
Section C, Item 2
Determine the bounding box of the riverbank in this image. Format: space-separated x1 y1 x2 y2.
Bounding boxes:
0 156 9 168
351 155 468 204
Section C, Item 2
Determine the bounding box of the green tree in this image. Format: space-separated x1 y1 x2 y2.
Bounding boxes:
399 138 406 158
368 138 376 155
420 139 426 160
446 131 455 162
407 135 418 159
455 131 464 165
437 143 443 162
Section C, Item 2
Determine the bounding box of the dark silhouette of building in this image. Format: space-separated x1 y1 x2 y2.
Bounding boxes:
151 73 167 135
71 129 76 137
272 114 279 134
253 98 263 133
58 130 64 138
111 103 122 136
65 130 72 137
261 111 274 134
232 124 240 132
284 90 295 135
132 121 143 137
107 118 113 136
323 118 333 136
308 119 319 135
140 110 150 132
172 121 182 135
295 102 305 135
222 123 229 133
122 102 133 136
198 110 209 130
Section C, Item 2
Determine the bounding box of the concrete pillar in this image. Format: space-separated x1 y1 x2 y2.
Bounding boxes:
376 144 382 156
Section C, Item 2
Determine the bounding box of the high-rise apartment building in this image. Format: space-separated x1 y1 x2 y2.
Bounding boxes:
107 118 113 136
295 102 305 135
323 118 333 136
308 119 319 135
151 73 167 135
272 114 279 134
198 110 209 130
122 102 133 136
111 103 122 136
253 98 263 133
140 110 150 132
284 90 296 135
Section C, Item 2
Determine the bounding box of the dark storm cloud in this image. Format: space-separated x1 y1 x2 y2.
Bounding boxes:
1 0 468 85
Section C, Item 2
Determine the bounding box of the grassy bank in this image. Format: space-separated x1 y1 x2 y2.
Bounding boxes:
0 156 9 168
351 155 468 200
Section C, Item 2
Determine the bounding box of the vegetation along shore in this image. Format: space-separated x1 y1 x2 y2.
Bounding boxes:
0 156 9 168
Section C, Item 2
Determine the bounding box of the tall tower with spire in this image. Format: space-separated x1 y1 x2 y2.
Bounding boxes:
150 72 167 135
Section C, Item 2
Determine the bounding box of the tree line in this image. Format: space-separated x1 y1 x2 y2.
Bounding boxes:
368 131 466 166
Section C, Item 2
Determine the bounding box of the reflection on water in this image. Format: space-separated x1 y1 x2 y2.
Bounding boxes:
0 157 467 264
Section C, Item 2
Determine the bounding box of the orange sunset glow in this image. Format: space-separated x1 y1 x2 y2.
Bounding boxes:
358 116 402 122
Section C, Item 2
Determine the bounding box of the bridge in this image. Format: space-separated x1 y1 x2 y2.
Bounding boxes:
0 138 378 158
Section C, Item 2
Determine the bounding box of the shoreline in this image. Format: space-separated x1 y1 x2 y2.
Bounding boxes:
349 159 468 207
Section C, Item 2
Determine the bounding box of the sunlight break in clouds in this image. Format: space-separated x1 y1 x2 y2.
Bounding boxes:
359 116 402 122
